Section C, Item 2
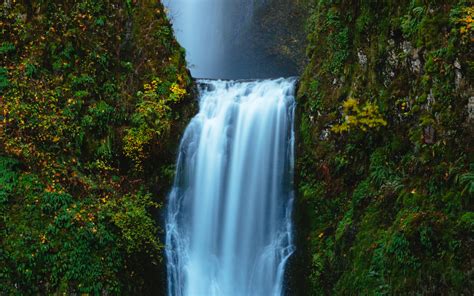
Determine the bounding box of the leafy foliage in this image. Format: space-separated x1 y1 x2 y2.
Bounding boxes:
332 98 387 133
0 0 194 294
295 0 473 294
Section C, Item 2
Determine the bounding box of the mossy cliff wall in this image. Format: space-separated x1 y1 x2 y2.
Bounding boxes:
0 0 195 294
294 0 473 294
1 0 473 294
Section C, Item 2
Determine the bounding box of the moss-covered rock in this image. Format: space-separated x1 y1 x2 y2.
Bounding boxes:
295 0 473 294
0 0 196 294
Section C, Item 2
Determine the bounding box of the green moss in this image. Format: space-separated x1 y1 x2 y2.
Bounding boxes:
0 0 195 293
296 0 473 294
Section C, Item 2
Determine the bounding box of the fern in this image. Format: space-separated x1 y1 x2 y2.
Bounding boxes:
458 171 474 195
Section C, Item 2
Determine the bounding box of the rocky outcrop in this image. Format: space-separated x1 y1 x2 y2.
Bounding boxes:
0 1 195 294
295 1 473 294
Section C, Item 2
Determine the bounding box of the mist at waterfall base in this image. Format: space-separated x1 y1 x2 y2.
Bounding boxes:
164 0 299 79
166 79 296 296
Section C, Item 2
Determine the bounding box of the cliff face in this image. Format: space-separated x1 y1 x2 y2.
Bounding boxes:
2 0 472 294
0 0 195 294
218 0 308 78
295 0 473 294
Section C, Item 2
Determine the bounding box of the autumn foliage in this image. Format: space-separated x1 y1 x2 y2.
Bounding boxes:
0 0 193 294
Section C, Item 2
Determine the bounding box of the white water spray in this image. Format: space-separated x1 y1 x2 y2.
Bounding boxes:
166 78 296 296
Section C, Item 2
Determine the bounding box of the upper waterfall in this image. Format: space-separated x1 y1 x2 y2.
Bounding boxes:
165 0 260 78
164 0 299 79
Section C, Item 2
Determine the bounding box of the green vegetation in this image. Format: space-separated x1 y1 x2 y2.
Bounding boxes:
0 0 194 294
295 0 473 294
331 98 387 133
1 0 472 294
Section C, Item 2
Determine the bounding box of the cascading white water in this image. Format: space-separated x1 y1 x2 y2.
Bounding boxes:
166 78 296 296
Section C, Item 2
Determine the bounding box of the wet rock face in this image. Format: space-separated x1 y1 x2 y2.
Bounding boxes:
357 50 368 67
469 96 474 121
224 0 308 79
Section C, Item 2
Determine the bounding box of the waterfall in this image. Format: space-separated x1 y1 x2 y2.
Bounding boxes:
164 1 297 294
165 0 225 78
165 78 296 296
165 0 266 79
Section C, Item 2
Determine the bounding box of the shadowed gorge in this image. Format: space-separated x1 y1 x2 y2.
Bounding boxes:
1 0 472 295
